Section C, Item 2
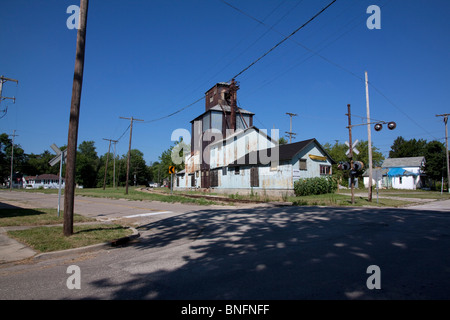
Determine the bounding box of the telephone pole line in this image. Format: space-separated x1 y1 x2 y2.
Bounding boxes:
120 116 144 194
285 112 298 143
365 71 373 202
9 130 18 191
436 113 450 193
0 76 19 118
346 104 355 204
102 138 118 190
64 0 89 237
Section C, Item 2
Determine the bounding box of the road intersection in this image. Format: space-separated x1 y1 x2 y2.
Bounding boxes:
0 190 449 300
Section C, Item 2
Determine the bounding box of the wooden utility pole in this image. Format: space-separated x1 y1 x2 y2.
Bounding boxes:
120 117 144 194
346 104 355 204
365 71 373 202
102 138 117 190
64 0 89 237
436 113 450 193
285 113 298 143
9 130 18 191
113 140 118 188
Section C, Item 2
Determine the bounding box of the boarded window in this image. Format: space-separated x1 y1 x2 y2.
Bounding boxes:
250 167 259 187
211 170 219 187
299 159 307 170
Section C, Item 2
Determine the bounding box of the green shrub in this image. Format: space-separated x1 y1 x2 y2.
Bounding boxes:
294 176 337 196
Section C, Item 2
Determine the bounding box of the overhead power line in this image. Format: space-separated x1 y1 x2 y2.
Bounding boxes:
232 0 338 80
141 0 337 124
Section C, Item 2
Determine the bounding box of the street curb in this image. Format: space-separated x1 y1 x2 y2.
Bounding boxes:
32 227 140 261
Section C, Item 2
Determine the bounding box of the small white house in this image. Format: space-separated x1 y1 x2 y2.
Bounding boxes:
23 174 65 189
376 156 426 190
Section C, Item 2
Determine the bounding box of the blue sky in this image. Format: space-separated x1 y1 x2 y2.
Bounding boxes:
1 0 449 165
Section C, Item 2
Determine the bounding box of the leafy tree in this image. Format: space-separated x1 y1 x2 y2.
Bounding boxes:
278 137 288 145
76 141 99 188
0 133 27 184
389 136 427 158
423 140 446 181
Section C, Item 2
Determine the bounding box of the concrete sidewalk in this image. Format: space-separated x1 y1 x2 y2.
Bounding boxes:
0 227 37 263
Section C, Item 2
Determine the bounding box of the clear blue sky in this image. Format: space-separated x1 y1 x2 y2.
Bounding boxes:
1 0 449 165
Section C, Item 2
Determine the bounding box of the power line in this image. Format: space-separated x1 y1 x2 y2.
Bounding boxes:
142 0 337 125
232 0 338 80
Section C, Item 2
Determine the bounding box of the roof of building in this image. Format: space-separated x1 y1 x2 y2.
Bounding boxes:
382 156 425 168
25 174 64 181
228 138 336 167
191 104 254 122
362 168 389 177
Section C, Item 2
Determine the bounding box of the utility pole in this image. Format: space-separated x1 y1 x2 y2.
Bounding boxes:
120 116 144 194
285 113 298 143
365 71 373 202
436 113 450 193
0 76 19 118
346 104 355 204
9 130 18 191
64 0 89 237
113 140 118 188
102 138 117 190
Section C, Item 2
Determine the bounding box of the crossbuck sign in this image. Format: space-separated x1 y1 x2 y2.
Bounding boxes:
345 139 360 157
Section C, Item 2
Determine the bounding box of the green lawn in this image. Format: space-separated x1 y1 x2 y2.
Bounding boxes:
0 208 95 227
20 187 221 205
8 224 132 253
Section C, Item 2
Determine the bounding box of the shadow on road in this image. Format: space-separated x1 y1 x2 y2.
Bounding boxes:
85 205 450 300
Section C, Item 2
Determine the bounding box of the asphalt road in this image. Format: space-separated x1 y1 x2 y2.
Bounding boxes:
0 191 449 301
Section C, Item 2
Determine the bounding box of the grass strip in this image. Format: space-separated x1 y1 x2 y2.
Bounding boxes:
7 224 132 253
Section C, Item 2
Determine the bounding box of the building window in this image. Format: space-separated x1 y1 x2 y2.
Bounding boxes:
299 159 307 170
399 177 402 184
222 167 227 176
234 166 240 175
320 165 331 175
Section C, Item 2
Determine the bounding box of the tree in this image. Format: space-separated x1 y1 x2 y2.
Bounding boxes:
278 137 288 145
76 141 99 188
389 136 427 158
423 140 446 181
0 133 26 185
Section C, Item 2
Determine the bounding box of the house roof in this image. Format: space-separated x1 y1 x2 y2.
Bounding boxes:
382 156 425 168
228 138 336 167
362 168 389 177
26 174 64 181
190 104 254 123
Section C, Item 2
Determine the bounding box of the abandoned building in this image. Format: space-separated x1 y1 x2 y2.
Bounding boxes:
175 80 335 195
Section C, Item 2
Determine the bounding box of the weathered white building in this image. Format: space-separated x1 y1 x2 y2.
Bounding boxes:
175 81 335 195
363 156 426 190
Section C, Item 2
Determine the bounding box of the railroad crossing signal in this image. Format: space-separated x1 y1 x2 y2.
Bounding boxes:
345 139 359 157
168 166 175 174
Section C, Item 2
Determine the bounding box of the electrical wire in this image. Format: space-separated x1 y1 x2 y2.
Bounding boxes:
140 0 337 125
231 0 338 80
